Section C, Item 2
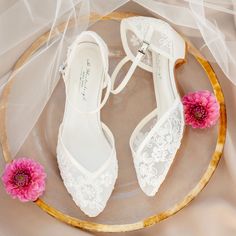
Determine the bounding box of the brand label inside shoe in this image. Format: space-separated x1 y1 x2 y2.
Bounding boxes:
79 59 91 101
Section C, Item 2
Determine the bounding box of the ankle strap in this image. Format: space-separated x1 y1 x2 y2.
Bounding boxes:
111 26 153 94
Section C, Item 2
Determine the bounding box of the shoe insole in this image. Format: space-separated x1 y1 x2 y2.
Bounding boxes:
152 52 177 117
62 43 111 172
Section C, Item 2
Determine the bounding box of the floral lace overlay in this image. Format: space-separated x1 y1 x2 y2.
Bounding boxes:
132 116 158 151
56 141 117 217
133 101 184 196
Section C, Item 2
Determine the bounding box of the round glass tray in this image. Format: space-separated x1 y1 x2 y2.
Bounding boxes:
0 12 226 232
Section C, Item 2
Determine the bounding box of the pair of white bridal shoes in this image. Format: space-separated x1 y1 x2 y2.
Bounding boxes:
57 16 186 217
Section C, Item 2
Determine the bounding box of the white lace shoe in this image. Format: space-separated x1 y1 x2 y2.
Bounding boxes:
57 31 118 217
111 17 186 196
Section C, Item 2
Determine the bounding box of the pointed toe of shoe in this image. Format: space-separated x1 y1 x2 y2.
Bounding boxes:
78 186 115 217
72 167 117 217
139 184 159 197
57 141 118 217
78 201 106 218
136 173 163 197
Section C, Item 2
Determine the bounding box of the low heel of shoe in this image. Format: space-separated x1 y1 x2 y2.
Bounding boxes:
175 58 187 69
175 41 187 69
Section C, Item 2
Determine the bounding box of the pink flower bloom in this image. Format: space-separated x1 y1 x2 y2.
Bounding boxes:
2 158 46 202
182 90 220 129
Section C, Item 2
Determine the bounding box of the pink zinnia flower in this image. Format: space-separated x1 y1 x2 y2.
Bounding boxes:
182 90 220 129
2 158 46 202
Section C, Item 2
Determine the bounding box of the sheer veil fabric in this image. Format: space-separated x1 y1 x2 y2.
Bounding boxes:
0 0 236 235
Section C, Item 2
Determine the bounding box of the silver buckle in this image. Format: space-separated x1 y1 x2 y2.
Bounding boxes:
138 41 150 55
59 62 66 76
